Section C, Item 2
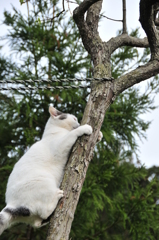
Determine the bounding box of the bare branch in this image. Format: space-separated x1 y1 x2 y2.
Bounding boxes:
86 1 102 34
122 0 127 34
73 0 102 55
139 0 159 60
114 60 159 95
66 0 78 4
26 0 29 17
107 34 149 55
101 13 122 22
73 0 100 19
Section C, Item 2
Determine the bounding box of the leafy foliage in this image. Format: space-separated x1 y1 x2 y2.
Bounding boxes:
0 1 159 240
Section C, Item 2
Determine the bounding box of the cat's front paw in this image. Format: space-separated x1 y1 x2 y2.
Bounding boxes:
82 124 93 135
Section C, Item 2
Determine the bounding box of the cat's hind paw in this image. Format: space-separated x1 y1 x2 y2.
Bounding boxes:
97 131 103 142
34 219 43 228
57 189 64 200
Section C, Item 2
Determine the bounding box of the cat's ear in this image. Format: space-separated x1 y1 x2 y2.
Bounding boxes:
49 106 62 118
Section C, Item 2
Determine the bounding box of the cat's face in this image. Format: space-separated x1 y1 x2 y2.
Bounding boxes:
49 106 80 131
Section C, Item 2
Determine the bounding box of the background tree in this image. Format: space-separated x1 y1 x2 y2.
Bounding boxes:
0 0 159 240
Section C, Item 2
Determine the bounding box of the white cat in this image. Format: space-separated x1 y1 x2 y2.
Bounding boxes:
0 106 97 235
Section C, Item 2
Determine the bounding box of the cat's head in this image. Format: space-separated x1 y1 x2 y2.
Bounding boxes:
48 106 80 131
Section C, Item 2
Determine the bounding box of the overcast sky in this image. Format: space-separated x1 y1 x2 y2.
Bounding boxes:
0 0 159 168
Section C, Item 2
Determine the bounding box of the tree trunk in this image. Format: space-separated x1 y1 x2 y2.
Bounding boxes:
46 68 114 240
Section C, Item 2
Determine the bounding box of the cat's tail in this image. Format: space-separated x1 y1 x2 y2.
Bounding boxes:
0 206 30 235
0 207 13 235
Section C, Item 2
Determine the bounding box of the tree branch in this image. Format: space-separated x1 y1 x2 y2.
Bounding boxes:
122 0 127 34
73 0 102 58
107 34 149 55
101 13 122 22
73 0 100 16
139 0 159 60
86 0 102 35
114 60 159 95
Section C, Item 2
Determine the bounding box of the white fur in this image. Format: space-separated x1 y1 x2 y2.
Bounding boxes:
0 106 93 235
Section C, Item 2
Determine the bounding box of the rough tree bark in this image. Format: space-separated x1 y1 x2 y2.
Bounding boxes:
46 0 159 239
